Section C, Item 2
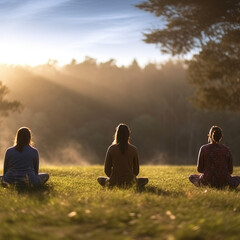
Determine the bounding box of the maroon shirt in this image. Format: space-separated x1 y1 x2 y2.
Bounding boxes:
197 143 233 187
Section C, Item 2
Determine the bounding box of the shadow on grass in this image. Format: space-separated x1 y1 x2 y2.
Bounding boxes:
196 184 240 192
136 185 185 197
3 183 55 201
231 187 240 192
99 184 184 197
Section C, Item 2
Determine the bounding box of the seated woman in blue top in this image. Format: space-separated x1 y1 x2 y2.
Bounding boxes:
1 127 49 187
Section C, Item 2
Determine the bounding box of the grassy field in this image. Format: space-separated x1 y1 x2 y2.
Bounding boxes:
1 166 240 240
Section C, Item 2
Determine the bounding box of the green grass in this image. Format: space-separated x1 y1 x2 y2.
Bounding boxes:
1 166 240 240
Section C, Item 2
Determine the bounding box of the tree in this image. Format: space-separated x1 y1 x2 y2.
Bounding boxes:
136 0 240 111
0 81 21 116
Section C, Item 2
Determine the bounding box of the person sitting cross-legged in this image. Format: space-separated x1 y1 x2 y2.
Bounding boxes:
0 127 49 188
97 123 148 188
189 126 240 189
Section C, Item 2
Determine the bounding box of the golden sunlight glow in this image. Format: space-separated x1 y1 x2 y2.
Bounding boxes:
0 42 60 66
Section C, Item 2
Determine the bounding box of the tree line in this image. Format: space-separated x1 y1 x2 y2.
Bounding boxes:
0 58 239 165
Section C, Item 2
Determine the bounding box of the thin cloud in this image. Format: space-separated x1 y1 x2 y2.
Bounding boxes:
0 0 70 20
0 0 166 67
65 20 143 50
57 13 141 24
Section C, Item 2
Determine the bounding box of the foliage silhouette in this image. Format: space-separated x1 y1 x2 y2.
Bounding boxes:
136 0 240 111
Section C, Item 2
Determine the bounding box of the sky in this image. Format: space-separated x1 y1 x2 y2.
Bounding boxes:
0 0 170 67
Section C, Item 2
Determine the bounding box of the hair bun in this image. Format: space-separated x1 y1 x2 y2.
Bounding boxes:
211 127 222 142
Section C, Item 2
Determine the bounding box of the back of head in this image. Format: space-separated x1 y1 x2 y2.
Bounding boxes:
113 123 130 154
208 126 223 143
15 127 32 152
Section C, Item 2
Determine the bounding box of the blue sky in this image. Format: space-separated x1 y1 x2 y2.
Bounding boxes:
0 0 170 66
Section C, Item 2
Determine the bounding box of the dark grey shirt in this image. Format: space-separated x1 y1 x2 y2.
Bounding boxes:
104 144 139 186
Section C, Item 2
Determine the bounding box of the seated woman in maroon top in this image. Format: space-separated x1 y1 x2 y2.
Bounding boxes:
97 123 148 187
189 126 240 188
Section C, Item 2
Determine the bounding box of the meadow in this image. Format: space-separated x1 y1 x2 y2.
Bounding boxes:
1 166 240 240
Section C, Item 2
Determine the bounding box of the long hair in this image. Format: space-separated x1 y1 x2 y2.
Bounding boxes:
113 124 130 154
14 127 33 152
208 126 223 143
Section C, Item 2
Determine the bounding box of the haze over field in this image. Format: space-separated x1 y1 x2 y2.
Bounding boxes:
0 60 240 166
0 1 239 166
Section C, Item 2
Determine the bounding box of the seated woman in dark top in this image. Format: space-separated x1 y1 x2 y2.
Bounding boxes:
0 127 49 187
97 123 148 187
189 126 240 188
